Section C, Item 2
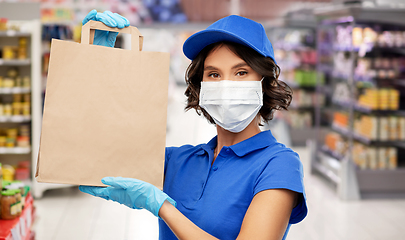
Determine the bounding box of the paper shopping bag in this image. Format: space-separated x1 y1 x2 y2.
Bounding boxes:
36 21 170 188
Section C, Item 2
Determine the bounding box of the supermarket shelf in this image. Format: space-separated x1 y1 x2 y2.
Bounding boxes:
314 5 405 26
354 75 405 85
331 122 351 133
0 87 31 94
353 104 405 116
0 147 31 154
357 168 405 193
0 30 31 37
332 99 352 109
0 115 31 122
0 59 31 66
315 151 341 184
321 145 344 161
331 100 405 116
331 124 405 148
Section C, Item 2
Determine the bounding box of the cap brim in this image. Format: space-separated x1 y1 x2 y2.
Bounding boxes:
183 29 266 60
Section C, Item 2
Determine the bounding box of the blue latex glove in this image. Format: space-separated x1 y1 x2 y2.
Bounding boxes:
79 177 176 217
82 9 130 47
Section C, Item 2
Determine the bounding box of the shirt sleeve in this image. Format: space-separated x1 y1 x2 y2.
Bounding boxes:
164 147 176 176
254 149 308 224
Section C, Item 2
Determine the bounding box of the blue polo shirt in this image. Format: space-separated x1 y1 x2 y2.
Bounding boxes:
159 130 307 239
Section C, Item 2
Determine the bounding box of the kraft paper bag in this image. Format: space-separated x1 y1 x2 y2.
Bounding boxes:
36 21 170 188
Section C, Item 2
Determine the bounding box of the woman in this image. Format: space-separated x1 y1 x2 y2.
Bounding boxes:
80 10 307 240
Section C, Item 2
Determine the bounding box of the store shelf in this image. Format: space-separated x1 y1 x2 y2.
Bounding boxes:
331 124 405 148
0 12 43 199
0 147 31 154
312 5 405 200
353 104 405 116
0 30 31 37
0 115 31 123
0 87 31 94
332 99 352 109
354 75 405 85
356 168 405 193
321 145 344 160
0 59 31 66
315 151 341 184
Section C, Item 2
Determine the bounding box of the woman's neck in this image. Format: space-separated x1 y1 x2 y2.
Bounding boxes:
214 117 261 162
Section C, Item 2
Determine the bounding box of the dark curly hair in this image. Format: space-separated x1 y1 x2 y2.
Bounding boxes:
184 41 292 125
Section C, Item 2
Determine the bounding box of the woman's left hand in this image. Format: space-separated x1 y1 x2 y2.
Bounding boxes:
82 9 130 47
79 177 176 217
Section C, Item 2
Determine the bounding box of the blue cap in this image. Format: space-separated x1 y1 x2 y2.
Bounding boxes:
183 15 276 63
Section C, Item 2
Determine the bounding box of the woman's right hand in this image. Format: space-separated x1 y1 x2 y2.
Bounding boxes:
79 177 176 218
82 9 130 47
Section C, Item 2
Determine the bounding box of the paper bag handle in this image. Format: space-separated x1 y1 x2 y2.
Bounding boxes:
81 20 143 51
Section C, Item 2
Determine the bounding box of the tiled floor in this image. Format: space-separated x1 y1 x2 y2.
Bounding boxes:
32 85 405 240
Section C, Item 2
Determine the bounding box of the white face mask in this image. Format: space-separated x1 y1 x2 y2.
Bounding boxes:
199 79 263 133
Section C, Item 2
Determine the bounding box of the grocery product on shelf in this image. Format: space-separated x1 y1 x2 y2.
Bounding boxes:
0 190 17 220
357 88 400 110
0 125 31 149
352 142 398 170
1 37 28 60
1 165 15 181
0 163 2 190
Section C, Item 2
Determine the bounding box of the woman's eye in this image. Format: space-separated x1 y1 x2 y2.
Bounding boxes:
236 71 248 76
208 73 220 78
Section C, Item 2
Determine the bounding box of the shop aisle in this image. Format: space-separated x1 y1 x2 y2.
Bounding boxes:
32 85 405 240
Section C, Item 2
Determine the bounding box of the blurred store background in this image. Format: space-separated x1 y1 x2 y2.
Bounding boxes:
1 0 405 239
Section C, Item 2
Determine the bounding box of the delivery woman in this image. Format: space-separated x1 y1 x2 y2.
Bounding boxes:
79 10 307 240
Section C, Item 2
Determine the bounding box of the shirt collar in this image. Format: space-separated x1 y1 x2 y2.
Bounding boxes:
200 130 277 157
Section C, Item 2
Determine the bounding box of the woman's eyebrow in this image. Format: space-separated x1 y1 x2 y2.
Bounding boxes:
232 62 249 69
203 65 218 71
204 62 249 71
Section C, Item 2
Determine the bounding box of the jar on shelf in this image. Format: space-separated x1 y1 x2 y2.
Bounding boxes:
0 136 6 147
2 78 15 88
12 189 22 216
2 46 16 60
18 48 27 60
11 182 25 208
23 76 30 88
22 102 30 116
23 93 31 102
15 77 22 87
2 165 15 181
12 102 21 115
4 186 22 217
0 163 3 191
17 136 30 147
3 104 12 116
13 94 22 102
6 137 15 148
7 128 17 138
1 190 17 220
